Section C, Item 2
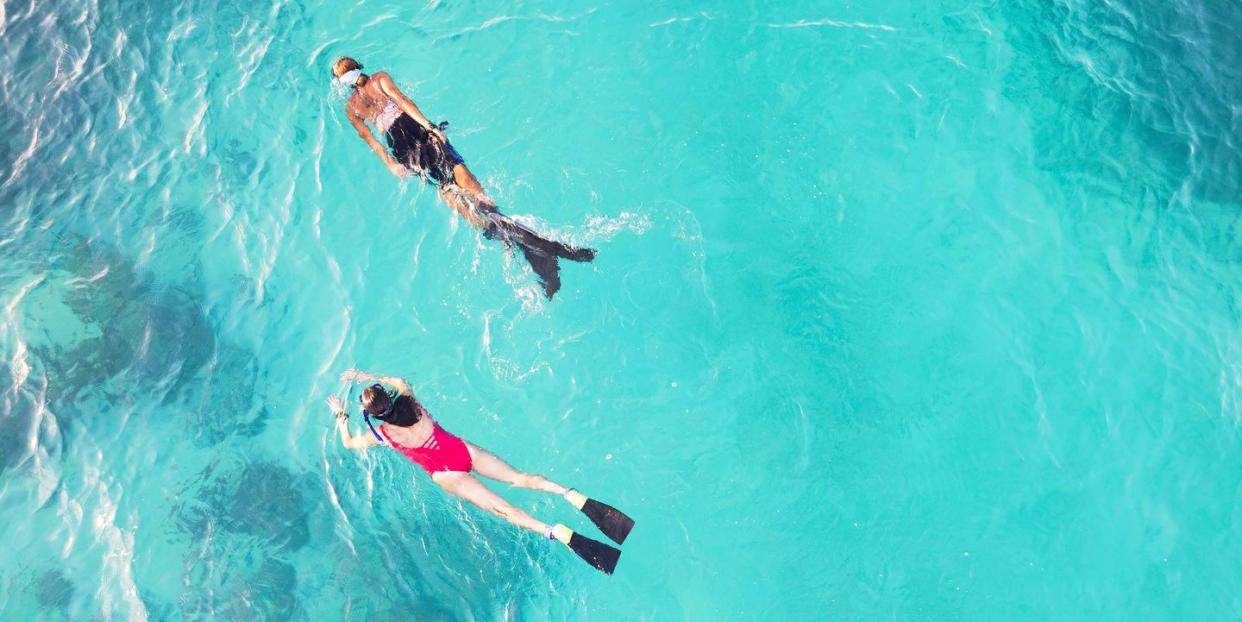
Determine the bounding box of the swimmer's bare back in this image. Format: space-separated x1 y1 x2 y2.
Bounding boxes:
331 56 597 299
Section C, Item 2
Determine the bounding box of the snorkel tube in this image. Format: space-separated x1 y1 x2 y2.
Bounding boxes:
342 380 385 443
362 405 384 443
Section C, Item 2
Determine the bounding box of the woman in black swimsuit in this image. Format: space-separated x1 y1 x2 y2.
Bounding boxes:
332 57 595 299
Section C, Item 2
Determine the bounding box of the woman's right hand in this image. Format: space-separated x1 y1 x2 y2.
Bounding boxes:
386 159 409 178
326 395 345 414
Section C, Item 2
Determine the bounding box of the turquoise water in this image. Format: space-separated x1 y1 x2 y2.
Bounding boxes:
3 0 1242 618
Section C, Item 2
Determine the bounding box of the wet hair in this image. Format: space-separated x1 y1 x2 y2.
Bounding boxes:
332 56 368 86
360 384 421 427
359 384 391 416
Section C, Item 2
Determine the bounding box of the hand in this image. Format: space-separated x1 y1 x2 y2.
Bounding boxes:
386 159 409 177
428 127 447 143
325 395 345 414
340 369 363 383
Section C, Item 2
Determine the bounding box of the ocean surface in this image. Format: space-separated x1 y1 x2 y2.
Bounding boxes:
3 0 1242 619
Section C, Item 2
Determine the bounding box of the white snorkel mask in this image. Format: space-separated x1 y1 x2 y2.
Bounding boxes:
337 68 362 87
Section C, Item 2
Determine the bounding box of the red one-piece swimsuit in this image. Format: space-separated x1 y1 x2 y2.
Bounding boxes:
380 422 474 474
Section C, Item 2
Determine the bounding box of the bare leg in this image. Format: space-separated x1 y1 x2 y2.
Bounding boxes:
451 163 495 209
438 184 487 228
433 471 551 535
465 441 568 495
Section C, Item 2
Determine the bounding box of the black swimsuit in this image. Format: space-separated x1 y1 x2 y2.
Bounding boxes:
371 99 597 300
385 113 463 186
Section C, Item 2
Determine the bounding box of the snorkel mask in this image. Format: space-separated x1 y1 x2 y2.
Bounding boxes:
360 383 421 427
360 383 394 418
337 68 363 88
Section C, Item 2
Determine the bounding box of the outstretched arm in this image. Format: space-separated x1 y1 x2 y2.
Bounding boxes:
346 106 408 177
326 396 382 450
340 369 413 397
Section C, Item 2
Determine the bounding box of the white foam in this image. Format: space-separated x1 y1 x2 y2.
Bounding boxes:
768 18 897 32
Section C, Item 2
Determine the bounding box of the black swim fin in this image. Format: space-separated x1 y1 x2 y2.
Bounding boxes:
551 524 621 574
516 235 563 299
565 489 634 545
495 213 596 263
483 211 597 299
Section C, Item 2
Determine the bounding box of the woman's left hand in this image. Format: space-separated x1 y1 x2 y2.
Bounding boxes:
429 127 447 143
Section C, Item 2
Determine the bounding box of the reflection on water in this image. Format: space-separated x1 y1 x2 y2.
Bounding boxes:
5 0 1242 617
8 231 268 446
179 556 302 621
0 364 31 476
185 342 268 446
203 460 311 551
1 229 277 617
1003 1 1242 206
174 460 311 619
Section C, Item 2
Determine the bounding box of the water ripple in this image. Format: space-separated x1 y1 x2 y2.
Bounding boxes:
3 0 1242 618
768 18 897 31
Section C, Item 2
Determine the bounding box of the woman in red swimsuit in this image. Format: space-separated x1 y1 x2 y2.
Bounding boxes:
326 369 632 573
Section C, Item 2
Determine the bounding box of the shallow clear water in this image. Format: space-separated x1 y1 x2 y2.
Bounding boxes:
3 0 1242 619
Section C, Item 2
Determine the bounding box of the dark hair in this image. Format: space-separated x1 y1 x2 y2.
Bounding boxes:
360 384 391 415
360 384 421 427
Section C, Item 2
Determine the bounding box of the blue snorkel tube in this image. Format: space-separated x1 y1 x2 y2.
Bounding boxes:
343 381 385 443
363 405 384 443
